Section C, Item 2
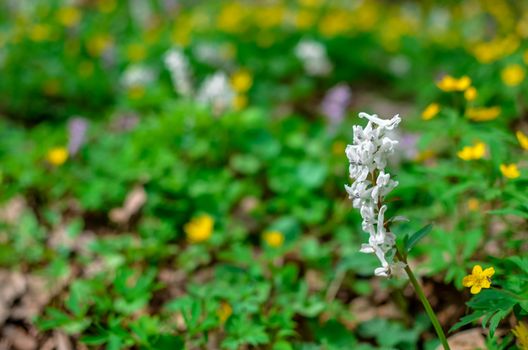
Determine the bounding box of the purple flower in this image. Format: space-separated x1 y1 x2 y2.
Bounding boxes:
111 113 139 132
320 84 352 126
68 117 88 155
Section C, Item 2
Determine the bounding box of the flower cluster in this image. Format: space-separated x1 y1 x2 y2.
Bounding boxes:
294 39 332 77
164 47 193 97
196 72 235 114
345 112 403 277
121 64 155 89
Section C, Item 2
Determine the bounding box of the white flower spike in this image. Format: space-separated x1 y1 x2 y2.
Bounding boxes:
345 112 403 277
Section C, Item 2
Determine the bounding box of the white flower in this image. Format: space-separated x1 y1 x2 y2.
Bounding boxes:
121 65 155 88
294 39 332 77
345 112 404 277
164 48 193 97
196 72 235 114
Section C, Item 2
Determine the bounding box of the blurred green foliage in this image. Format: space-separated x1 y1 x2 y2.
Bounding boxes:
0 0 528 349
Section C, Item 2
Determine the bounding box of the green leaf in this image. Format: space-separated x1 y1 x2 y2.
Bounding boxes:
449 311 485 333
404 224 433 253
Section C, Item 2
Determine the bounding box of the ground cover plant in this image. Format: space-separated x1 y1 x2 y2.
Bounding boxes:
0 0 527 349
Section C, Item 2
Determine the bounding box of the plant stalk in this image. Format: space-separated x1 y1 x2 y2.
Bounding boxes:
396 251 451 350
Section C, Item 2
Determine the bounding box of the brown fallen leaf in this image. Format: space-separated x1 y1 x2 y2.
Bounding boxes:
109 185 147 224
0 271 27 326
437 328 486 350
55 331 72 350
3 325 37 350
0 196 26 224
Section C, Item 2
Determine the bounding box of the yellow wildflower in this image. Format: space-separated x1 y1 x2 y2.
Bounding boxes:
233 95 247 111
127 86 145 100
263 230 284 248
87 34 113 57
464 87 477 101
462 265 494 294
299 0 322 7
217 3 245 33
231 70 253 93
98 0 117 13
47 147 68 166
217 302 232 324
501 64 525 87
472 36 519 64
57 6 81 27
500 163 520 179
466 106 501 122
295 10 315 30
467 198 480 212
457 142 486 161
512 321 528 350
29 24 51 42
126 44 147 62
319 11 351 37
184 214 214 243
414 149 435 163
516 131 528 150
254 4 285 29
421 103 440 120
332 141 346 156
436 75 471 92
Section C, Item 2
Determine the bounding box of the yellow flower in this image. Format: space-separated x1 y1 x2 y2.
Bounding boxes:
472 36 519 64
318 11 351 37
512 321 528 350
263 230 284 248
299 0 322 7
516 131 528 150
436 75 471 92
457 142 486 161
98 0 117 13
466 106 501 121
467 198 480 212
127 86 145 100
332 141 346 156
500 163 520 179
254 4 285 29
421 103 440 120
29 24 51 42
414 149 435 163
231 70 253 93
217 302 232 324
126 44 147 62
46 147 68 166
462 265 494 294
464 86 477 101
184 214 214 243
501 64 525 87
57 6 81 27
295 10 315 30
233 94 247 111
217 3 245 33
87 34 113 57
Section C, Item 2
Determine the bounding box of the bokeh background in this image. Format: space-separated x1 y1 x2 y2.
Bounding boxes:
1 0 528 349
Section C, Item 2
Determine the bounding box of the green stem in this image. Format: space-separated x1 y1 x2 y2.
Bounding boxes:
396 251 451 350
